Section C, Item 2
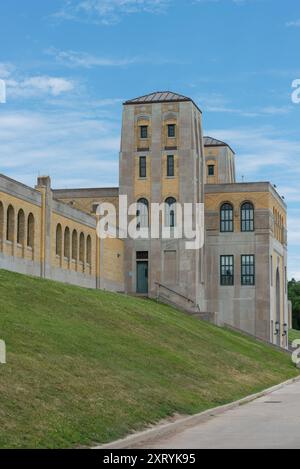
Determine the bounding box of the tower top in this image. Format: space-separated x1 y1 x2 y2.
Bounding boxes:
124 91 202 113
204 136 235 155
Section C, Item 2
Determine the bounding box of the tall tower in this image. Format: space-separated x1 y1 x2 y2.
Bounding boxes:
119 91 205 309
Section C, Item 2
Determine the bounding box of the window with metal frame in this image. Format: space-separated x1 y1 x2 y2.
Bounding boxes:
165 197 176 228
167 124 176 138
241 202 254 232
241 255 255 286
208 164 215 176
139 156 147 178
167 155 174 177
220 203 234 232
220 255 234 286
136 198 149 229
140 125 148 139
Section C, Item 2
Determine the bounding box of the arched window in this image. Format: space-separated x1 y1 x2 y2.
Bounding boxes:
0 202 4 241
72 230 78 261
220 203 233 232
6 205 14 242
137 198 149 229
79 232 85 263
86 235 92 265
27 213 35 248
165 197 176 228
241 202 254 232
56 224 62 256
17 209 25 245
64 227 70 259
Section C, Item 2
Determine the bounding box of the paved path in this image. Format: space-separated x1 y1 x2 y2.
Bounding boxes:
140 380 300 449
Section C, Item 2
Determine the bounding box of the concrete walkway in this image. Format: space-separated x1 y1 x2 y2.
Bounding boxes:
139 379 300 449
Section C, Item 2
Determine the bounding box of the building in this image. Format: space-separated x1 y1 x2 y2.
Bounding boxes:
0 91 289 348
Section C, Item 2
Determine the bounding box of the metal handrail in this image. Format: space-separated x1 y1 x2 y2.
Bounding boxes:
155 281 195 305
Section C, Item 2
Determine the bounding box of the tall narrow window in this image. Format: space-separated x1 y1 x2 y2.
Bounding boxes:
165 197 176 228
140 125 148 139
72 230 78 261
220 203 233 232
0 202 3 241
64 227 70 259
137 198 149 229
220 255 234 286
241 202 254 232
6 205 14 242
79 233 85 262
17 209 25 245
139 156 147 178
86 235 92 265
27 213 35 249
208 165 215 176
56 224 62 256
167 155 175 177
167 124 176 138
241 255 255 286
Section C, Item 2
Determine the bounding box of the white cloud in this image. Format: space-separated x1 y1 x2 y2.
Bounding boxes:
47 48 139 68
0 62 15 79
54 0 170 25
286 19 300 27
197 94 292 117
0 110 120 188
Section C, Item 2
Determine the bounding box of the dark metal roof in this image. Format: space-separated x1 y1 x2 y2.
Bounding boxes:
124 91 202 113
204 136 235 154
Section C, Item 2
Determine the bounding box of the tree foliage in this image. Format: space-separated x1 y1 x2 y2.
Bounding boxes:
288 279 300 330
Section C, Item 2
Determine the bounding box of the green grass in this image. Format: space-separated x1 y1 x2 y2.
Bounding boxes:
0 269 298 448
289 329 300 342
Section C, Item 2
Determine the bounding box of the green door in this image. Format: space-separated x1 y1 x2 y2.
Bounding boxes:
136 261 148 294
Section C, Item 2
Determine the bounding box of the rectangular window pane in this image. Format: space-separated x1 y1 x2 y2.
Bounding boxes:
167 155 174 177
220 255 234 286
208 165 215 176
241 255 255 286
168 124 176 138
140 126 148 139
139 156 146 178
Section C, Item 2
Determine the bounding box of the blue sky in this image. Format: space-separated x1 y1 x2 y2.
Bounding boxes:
0 0 300 278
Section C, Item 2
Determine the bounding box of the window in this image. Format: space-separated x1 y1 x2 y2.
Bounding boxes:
220 255 234 286
167 124 176 138
6 205 14 242
86 235 92 265
208 165 215 176
64 227 70 259
17 209 25 245
140 125 148 139
241 255 255 286
165 197 176 228
56 224 62 256
167 155 175 177
241 202 254 232
139 156 147 178
27 213 35 249
220 203 233 232
136 251 148 260
0 202 3 240
79 233 85 262
137 198 149 229
72 230 78 261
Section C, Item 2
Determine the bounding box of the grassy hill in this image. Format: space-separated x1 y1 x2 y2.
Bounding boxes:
0 269 298 448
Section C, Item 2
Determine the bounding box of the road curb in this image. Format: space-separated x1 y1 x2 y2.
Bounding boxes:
95 375 300 449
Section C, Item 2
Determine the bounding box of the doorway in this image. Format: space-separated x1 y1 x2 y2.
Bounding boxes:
136 261 148 294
